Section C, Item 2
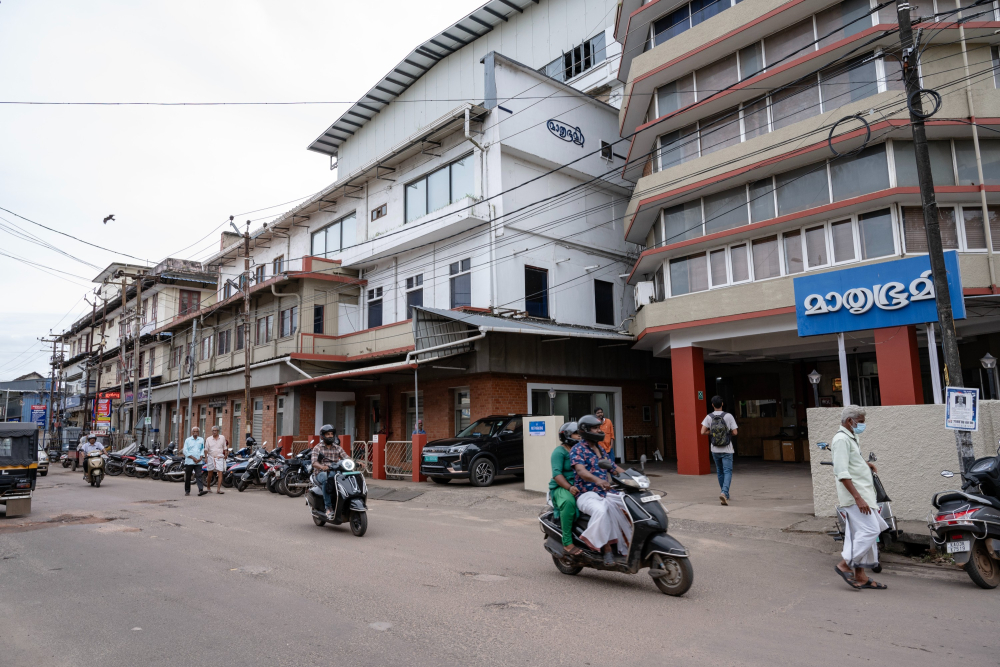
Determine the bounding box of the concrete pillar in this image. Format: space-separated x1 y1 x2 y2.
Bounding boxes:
874 325 924 405
411 433 427 482
373 433 387 480
671 346 711 475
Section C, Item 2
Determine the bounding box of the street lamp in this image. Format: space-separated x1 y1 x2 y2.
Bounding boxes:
548 388 556 416
808 370 822 408
980 353 997 399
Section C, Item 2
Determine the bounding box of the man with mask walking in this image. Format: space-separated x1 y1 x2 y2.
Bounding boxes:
832 405 887 590
311 424 349 521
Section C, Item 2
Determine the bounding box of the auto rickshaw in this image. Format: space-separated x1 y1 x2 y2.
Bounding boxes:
0 423 39 517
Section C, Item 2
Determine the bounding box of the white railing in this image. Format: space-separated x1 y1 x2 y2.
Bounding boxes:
384 440 412 479
351 440 373 474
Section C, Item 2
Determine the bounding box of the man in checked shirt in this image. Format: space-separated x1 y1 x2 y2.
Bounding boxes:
312 424 349 521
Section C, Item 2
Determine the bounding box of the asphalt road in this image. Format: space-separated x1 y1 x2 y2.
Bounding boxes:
2 466 997 667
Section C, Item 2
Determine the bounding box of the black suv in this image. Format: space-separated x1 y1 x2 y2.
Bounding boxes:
419 415 524 487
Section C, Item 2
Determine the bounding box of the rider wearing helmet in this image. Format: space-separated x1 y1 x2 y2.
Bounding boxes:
311 424 349 521
571 414 631 565
550 422 583 556
80 434 106 478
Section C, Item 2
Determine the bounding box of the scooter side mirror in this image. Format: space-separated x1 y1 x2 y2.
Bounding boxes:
941 470 955 478
868 452 877 463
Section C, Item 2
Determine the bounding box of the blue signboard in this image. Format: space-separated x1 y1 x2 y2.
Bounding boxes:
528 420 546 437
793 251 965 337
30 405 47 427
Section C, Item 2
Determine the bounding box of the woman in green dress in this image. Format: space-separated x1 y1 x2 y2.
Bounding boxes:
550 421 582 555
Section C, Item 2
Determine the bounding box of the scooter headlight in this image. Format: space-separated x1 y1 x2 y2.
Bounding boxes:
340 459 356 472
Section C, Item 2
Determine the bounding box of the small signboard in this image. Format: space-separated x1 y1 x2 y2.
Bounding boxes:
945 387 979 431
30 404 47 426
528 420 546 436
144 416 152 425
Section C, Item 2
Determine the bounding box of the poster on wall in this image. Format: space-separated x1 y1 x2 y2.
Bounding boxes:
945 387 979 431
95 397 112 423
528 420 546 436
30 404 47 426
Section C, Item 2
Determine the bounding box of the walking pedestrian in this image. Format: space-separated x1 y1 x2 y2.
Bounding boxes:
701 395 737 505
594 407 615 458
832 405 888 590
413 419 426 435
182 426 208 497
204 425 228 494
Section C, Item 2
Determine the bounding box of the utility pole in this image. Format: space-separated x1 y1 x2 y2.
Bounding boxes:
175 328 184 446
188 317 197 439
92 287 109 437
131 271 143 447
897 0 975 472
82 293 98 433
41 336 59 450
232 217 253 442
119 276 128 441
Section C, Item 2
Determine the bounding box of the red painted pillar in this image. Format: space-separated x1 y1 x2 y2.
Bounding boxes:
373 434 387 480
340 434 352 460
278 435 294 457
874 325 924 405
671 346 711 475
411 433 427 482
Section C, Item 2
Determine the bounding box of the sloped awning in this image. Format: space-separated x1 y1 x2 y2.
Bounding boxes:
413 307 634 342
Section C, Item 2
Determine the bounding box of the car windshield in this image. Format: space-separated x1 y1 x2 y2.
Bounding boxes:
456 419 508 438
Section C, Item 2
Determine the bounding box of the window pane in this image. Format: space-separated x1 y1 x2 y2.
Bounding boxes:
752 236 781 279
955 140 979 185
326 221 342 253
709 249 728 286
450 273 471 308
340 214 357 249
450 155 474 201
764 19 815 66
805 225 828 267
831 219 856 262
654 264 666 301
963 207 987 249
658 124 698 170
313 305 324 334
704 185 749 234
749 178 775 222
742 97 769 139
669 253 709 296
783 230 804 274
406 180 426 222
883 54 904 91
691 0 730 27
820 55 878 111
877 3 898 24
830 144 889 201
739 42 764 79
427 167 450 213
858 208 895 259
544 57 565 82
653 217 664 248
525 267 549 318
730 244 750 281
368 300 383 328
406 289 423 320
902 206 927 253
653 5 691 46
771 81 821 130
594 280 615 325
699 107 741 155
311 230 326 257
938 206 959 250
663 200 703 244
816 0 873 48
696 54 738 101
980 139 1000 184
893 140 955 187
990 205 1000 251
590 31 607 65
656 74 695 117
775 163 829 216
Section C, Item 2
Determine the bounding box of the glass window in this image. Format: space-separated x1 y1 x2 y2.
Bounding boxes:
696 54 738 101
752 236 780 279
450 155 474 200
820 55 878 110
783 230 804 274
893 140 955 187
776 164 830 216
704 185 749 234
742 98 770 140
980 139 1000 184
663 200 703 244
877 3 898 24
658 124 699 170
830 144 890 201
691 0 730 26
963 207 987 249
427 167 450 214
406 179 427 222
955 140 979 185
653 216 664 248
709 249 728 286
730 244 750 282
669 253 709 296
311 230 325 257
938 206 960 250
327 221 342 254
594 280 615 325
858 209 895 259
313 305 324 334
739 42 764 80
805 225 829 267
368 298 383 328
764 19 815 66
525 267 549 318
454 390 471 434
405 289 423 320
450 258 471 308
770 82 821 130
749 178 775 222
699 107 741 156
654 263 666 301
653 5 691 47
340 213 357 249
902 206 927 253
656 74 695 117
989 205 1000 251
816 0 874 48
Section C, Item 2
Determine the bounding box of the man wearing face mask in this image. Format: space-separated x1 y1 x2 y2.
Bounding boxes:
831 405 888 590
311 424 349 521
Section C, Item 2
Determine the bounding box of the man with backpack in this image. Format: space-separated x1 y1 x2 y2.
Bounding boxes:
700 395 738 505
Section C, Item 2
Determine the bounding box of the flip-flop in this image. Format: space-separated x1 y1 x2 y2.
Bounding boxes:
858 579 887 590
563 545 582 556
835 566 861 588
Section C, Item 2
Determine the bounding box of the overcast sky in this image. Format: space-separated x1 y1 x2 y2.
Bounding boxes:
0 0 485 380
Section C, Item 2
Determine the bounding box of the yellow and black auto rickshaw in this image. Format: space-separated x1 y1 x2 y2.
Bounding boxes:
0 423 39 517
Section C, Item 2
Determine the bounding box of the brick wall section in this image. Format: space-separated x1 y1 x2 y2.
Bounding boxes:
178 388 276 449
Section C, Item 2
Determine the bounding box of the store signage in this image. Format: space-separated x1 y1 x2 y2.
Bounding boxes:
96 398 112 422
945 387 979 431
100 391 120 399
546 120 584 147
528 420 546 436
30 405 47 426
793 251 965 337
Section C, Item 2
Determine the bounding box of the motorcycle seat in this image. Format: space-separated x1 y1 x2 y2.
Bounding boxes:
571 513 592 538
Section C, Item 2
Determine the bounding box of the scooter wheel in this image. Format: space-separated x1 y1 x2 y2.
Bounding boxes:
552 555 583 576
312 515 326 527
237 480 248 492
95 476 101 488
649 553 693 596
965 540 1000 589
350 511 368 537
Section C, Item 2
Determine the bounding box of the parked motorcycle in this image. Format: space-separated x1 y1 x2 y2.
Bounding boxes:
236 442 275 492
538 460 692 596
83 450 105 487
928 441 1000 589
305 458 368 536
106 442 138 476
818 446 900 572
277 448 313 497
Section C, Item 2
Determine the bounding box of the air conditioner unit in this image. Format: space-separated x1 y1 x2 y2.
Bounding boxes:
634 281 655 310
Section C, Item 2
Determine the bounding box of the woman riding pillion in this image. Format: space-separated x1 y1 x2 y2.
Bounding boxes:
571 415 633 565
550 422 583 556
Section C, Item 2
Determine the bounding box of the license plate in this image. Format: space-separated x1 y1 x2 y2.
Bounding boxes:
640 494 662 503
423 455 438 462
946 540 971 553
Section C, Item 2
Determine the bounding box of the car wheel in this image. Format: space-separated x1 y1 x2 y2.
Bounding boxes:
430 477 451 484
40 471 47 477
469 458 495 487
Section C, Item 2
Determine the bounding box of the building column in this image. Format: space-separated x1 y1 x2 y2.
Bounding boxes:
411 433 427 482
874 325 924 405
373 433 387 480
671 346 711 475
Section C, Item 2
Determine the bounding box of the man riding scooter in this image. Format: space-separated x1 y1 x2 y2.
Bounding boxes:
311 424 349 522
80 434 106 481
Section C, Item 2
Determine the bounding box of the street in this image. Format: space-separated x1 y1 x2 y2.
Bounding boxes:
2 466 996 667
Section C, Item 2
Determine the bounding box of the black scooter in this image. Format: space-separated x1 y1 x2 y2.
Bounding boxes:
538 460 693 596
305 458 368 537
929 441 1000 589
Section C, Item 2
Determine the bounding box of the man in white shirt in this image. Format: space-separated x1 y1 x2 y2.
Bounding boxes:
701 396 738 506
204 425 229 494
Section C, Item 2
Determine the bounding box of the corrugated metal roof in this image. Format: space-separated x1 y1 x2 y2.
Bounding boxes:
307 0 536 157
414 307 634 341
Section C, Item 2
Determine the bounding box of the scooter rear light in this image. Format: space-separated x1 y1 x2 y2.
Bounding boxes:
934 508 981 524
